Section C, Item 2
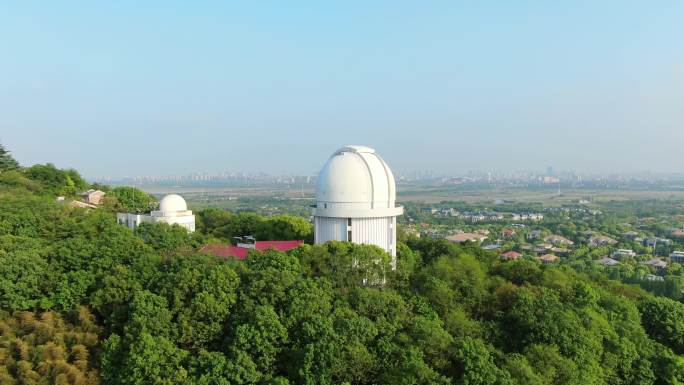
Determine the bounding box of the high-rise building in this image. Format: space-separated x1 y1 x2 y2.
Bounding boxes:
313 146 403 267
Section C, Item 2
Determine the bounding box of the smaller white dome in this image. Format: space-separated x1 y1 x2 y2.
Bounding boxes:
159 194 187 212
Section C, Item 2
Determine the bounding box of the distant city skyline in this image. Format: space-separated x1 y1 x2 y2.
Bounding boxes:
2 1 683 177
92 167 684 186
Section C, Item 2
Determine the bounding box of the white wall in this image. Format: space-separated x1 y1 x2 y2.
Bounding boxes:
314 216 347 244
351 217 392 254
315 215 397 262
117 212 195 232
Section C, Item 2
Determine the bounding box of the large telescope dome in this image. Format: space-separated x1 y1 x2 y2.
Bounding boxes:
316 145 396 209
313 145 403 260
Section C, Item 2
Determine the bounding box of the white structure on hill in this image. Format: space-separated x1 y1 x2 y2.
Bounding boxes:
117 194 195 232
313 145 403 266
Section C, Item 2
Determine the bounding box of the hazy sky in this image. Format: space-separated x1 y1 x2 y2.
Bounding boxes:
1 1 683 178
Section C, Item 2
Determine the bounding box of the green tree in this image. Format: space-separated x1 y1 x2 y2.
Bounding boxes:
23 163 88 196
228 305 288 381
256 215 313 242
135 222 193 252
0 143 20 171
155 255 240 349
106 186 157 213
639 297 684 354
452 337 512 385
103 332 189 385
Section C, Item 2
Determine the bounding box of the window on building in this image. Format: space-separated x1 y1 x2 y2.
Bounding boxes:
347 218 352 226
347 230 352 241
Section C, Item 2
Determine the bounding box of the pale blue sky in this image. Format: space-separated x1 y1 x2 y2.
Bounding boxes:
1 1 682 177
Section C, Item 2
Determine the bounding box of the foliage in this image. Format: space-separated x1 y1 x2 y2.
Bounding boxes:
135 221 206 252
0 143 20 172
0 307 101 385
1 165 684 384
197 209 313 243
639 297 684 354
105 186 158 214
23 163 89 197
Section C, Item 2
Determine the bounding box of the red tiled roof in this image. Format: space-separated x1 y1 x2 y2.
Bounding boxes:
200 240 304 260
501 251 522 259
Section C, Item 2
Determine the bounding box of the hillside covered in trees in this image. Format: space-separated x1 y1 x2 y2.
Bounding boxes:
1 145 684 385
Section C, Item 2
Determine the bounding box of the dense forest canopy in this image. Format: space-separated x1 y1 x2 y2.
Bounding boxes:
1 146 684 385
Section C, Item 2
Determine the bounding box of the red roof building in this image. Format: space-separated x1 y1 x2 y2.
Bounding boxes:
500 251 523 260
200 240 304 260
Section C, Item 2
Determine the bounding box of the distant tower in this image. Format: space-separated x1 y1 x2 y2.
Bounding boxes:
313 146 404 265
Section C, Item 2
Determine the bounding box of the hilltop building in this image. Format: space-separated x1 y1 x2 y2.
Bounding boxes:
117 193 195 232
313 146 403 267
80 189 106 205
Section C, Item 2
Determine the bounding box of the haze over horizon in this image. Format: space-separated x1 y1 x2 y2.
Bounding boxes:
2 1 683 178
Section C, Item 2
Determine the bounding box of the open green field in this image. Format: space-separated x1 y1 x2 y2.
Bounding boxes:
398 186 684 205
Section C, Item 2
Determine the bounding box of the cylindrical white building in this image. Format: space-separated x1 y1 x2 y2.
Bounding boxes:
313 145 403 264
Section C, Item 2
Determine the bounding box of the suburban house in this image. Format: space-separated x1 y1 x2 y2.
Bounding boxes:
670 251 684 264
596 257 620 266
526 230 542 240
641 259 668 271
642 237 671 247
611 249 637 258
588 235 618 247
537 254 559 264
671 230 684 238
511 213 544 221
501 229 516 239
482 244 502 251
446 233 488 244
543 235 574 246
500 251 523 260
644 274 664 282
550 247 570 256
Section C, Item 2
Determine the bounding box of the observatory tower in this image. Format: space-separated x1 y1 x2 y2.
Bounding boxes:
313 146 403 263
116 193 196 232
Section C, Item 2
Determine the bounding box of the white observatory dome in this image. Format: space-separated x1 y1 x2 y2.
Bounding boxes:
313 145 403 259
159 194 188 213
316 145 397 210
